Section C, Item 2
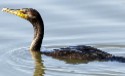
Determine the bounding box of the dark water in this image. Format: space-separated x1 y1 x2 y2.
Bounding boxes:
0 0 125 76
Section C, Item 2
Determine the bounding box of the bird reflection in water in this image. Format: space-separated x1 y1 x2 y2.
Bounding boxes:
30 51 45 76
29 50 97 76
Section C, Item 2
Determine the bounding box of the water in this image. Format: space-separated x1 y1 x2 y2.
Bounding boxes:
0 0 125 76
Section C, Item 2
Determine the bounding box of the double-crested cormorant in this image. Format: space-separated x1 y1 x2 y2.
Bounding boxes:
2 8 125 63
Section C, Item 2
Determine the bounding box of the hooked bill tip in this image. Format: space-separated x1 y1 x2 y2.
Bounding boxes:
2 8 8 12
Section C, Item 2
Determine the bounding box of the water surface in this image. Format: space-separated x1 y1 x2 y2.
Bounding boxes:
0 0 125 76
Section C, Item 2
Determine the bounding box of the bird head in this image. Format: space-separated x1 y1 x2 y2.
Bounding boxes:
2 8 41 22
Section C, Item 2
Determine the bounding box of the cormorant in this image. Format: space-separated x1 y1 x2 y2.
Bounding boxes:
2 8 125 63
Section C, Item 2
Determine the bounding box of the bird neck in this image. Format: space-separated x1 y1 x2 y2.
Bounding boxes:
30 17 44 52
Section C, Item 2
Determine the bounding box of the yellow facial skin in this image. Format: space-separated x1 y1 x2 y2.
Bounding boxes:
2 8 28 19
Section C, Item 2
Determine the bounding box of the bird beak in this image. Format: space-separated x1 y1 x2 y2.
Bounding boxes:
2 8 28 19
